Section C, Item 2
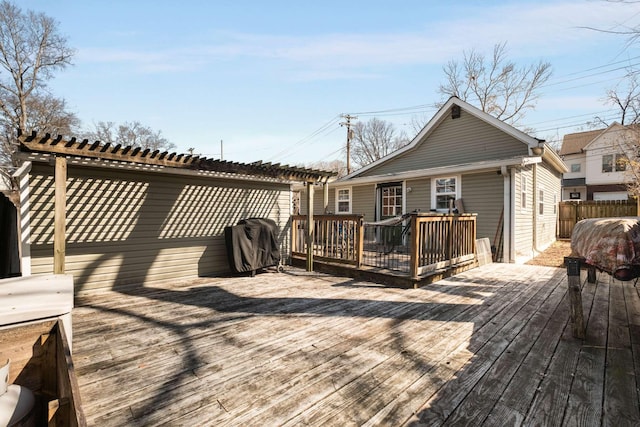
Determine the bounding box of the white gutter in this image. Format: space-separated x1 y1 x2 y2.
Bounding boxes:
335 156 542 187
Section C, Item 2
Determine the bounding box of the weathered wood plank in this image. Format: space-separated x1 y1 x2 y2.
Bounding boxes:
69 264 640 426
603 277 640 426
402 268 563 425
432 270 568 426
482 275 570 425
562 275 609 426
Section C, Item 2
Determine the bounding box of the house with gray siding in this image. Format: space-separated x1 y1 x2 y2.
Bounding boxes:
301 97 567 263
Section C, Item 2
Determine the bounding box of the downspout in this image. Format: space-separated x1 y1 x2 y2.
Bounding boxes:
510 167 516 263
532 162 539 255
502 165 511 263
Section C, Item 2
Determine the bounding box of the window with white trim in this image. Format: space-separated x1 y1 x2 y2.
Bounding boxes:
538 188 544 216
336 188 351 214
521 175 527 210
432 176 460 211
602 154 613 173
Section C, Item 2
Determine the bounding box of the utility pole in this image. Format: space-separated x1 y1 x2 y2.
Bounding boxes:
340 114 357 174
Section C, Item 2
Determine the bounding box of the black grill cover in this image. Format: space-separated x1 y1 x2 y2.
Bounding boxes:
224 218 280 274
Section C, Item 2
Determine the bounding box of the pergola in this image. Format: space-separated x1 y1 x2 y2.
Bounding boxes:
16 130 336 274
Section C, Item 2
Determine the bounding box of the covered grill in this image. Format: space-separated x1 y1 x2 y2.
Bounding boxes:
224 218 282 276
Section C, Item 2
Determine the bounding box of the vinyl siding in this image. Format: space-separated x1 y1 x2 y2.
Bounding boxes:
406 179 430 214
460 172 504 242
28 163 291 291
514 166 534 262
535 163 562 250
359 110 529 177
351 184 375 220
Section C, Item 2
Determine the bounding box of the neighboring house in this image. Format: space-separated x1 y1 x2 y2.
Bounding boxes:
301 97 567 264
560 123 636 201
15 131 333 292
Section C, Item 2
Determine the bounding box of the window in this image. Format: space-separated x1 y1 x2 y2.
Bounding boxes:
616 154 628 172
602 154 613 172
381 185 402 217
336 188 351 213
521 175 527 209
432 176 459 211
538 188 544 216
570 192 581 200
603 154 627 172
553 193 557 214
571 163 581 173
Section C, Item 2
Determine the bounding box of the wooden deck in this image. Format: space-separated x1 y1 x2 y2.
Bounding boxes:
71 263 640 426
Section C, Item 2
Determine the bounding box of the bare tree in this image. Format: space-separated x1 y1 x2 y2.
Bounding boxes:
437 42 552 125
0 1 75 184
602 68 640 125
350 118 409 168
85 121 176 152
0 93 79 165
306 159 347 178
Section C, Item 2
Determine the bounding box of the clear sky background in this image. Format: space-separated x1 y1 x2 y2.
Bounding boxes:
19 0 640 167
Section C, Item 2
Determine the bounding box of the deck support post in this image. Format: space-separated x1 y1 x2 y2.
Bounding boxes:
54 155 67 274
355 216 364 268
409 214 419 279
565 256 585 339
306 182 314 272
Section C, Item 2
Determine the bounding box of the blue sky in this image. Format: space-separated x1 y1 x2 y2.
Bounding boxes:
19 0 640 166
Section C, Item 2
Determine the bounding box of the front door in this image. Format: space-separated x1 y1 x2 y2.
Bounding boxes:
376 183 404 250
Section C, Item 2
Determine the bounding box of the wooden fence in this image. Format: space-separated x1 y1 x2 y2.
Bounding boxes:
558 199 638 238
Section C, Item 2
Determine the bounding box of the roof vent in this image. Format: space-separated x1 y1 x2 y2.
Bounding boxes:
451 105 461 119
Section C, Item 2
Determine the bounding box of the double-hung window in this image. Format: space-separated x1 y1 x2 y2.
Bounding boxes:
336 188 351 214
432 176 460 211
521 175 527 210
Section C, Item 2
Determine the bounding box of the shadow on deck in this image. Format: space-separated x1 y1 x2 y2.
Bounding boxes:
71 263 640 426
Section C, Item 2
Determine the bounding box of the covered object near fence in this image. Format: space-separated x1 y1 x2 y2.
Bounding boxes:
15 131 333 293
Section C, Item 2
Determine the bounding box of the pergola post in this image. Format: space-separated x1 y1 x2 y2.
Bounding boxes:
54 155 67 274
323 181 329 214
306 182 314 271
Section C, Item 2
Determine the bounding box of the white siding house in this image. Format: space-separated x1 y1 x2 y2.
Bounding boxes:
560 123 636 201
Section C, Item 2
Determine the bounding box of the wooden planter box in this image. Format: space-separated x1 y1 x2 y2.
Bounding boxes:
0 274 85 426
0 319 86 426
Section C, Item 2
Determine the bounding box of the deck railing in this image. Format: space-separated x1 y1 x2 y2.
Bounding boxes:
291 215 364 266
409 214 477 278
292 213 477 278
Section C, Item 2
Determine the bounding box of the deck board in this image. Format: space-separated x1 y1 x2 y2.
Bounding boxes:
70 263 640 426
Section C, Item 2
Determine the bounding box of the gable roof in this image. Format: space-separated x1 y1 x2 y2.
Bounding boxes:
559 128 606 155
341 96 565 181
17 130 335 183
582 122 636 151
